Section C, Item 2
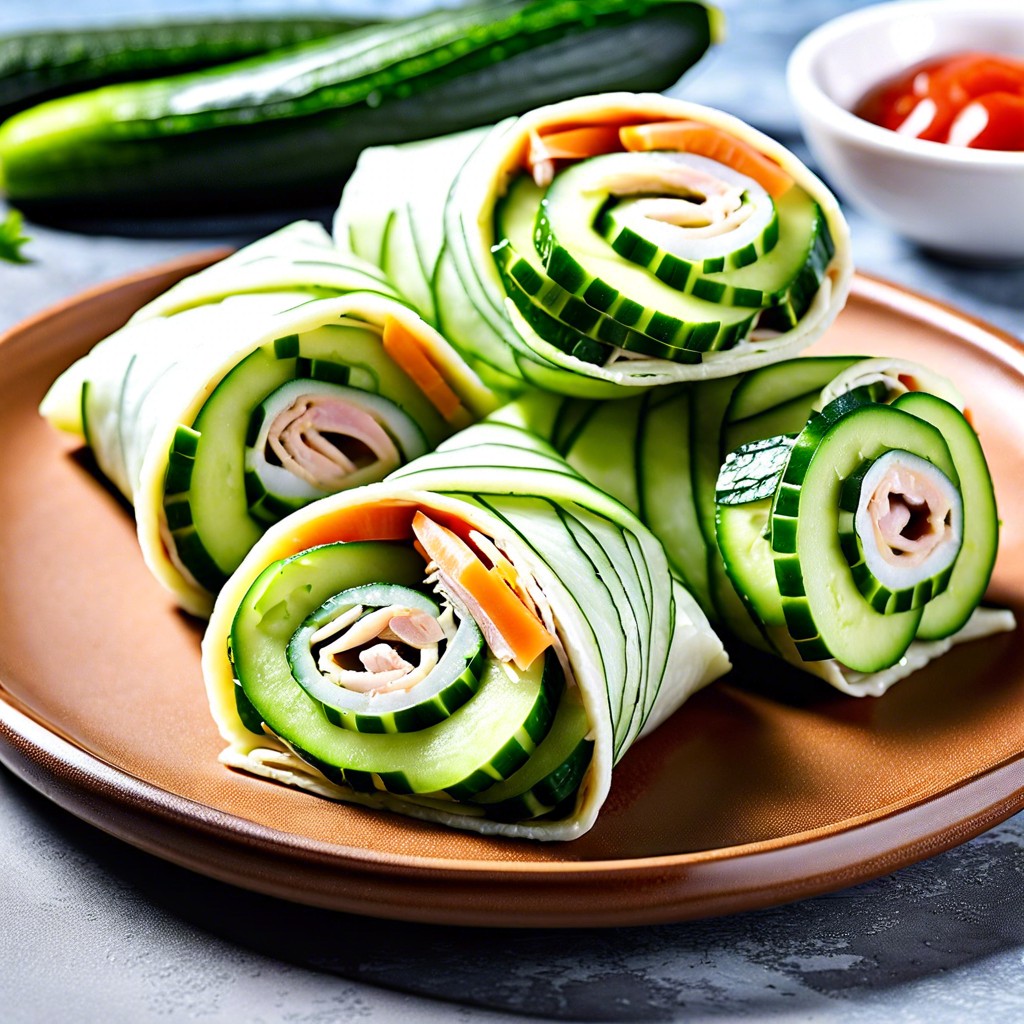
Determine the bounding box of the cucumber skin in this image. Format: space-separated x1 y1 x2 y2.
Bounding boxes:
0 0 717 216
0 18 375 122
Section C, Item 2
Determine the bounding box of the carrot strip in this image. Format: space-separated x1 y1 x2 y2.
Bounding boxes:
284 501 417 555
382 318 466 423
529 125 622 164
620 120 794 197
526 125 624 185
412 512 552 670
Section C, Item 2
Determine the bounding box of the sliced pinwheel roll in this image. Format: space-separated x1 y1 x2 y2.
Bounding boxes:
495 357 1014 697
202 423 730 839
335 92 852 398
40 222 498 615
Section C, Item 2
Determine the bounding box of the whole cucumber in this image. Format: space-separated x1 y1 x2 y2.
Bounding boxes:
0 17 378 122
0 0 720 218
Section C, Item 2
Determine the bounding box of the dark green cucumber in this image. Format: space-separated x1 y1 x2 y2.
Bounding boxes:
0 17 375 122
286 582 486 734
229 540 560 797
0 0 718 216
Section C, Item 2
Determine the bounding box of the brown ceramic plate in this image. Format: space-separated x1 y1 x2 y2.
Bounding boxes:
0 256 1022 928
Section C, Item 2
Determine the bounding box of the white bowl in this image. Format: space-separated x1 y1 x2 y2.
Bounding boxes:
788 0 1024 261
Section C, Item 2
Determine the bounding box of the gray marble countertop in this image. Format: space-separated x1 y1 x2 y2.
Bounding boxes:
2 2 1024 1021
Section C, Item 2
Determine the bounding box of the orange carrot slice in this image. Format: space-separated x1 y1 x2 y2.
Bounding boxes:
382 318 466 424
285 501 417 555
528 125 623 167
527 125 624 184
619 120 794 197
412 511 552 670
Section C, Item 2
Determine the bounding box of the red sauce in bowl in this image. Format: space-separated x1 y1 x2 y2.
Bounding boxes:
854 52 1024 151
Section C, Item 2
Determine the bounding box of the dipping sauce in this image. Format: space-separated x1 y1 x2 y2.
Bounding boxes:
854 51 1024 151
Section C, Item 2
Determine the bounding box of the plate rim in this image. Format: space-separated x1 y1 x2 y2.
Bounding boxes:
4 685 1023 925
2 256 1023 927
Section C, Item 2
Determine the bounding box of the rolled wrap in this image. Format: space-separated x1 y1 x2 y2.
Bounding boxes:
334 92 853 398
40 222 498 615
494 356 1015 698
202 423 730 840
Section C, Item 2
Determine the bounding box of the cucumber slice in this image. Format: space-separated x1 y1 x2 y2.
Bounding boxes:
688 376 772 648
492 240 614 366
770 401 958 671
892 392 1000 640
163 322 436 589
691 376 741 555
244 379 426 524
472 684 592 822
596 152 779 286
494 241 704 365
536 153 830 338
534 157 757 353
724 391 821 455
229 541 559 797
286 581 485 734
492 175 701 364
639 388 710 606
701 184 834 325
723 355 862 454
558 397 645 515
715 497 783 627
837 449 962 615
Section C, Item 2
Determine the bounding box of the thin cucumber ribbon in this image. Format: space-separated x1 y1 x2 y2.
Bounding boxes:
333 92 853 399
202 422 730 840
493 357 1014 698
40 221 499 615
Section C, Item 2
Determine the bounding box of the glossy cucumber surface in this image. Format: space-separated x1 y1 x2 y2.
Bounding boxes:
0 0 717 216
0 16 374 121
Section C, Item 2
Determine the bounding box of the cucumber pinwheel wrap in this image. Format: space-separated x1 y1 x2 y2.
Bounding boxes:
39 222 498 616
334 92 853 399
201 422 730 839
494 357 1015 697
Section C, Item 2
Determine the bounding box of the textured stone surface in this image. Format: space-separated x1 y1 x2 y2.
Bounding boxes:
2 1 1024 1021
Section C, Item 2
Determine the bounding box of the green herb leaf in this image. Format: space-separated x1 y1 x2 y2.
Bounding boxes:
0 208 32 264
